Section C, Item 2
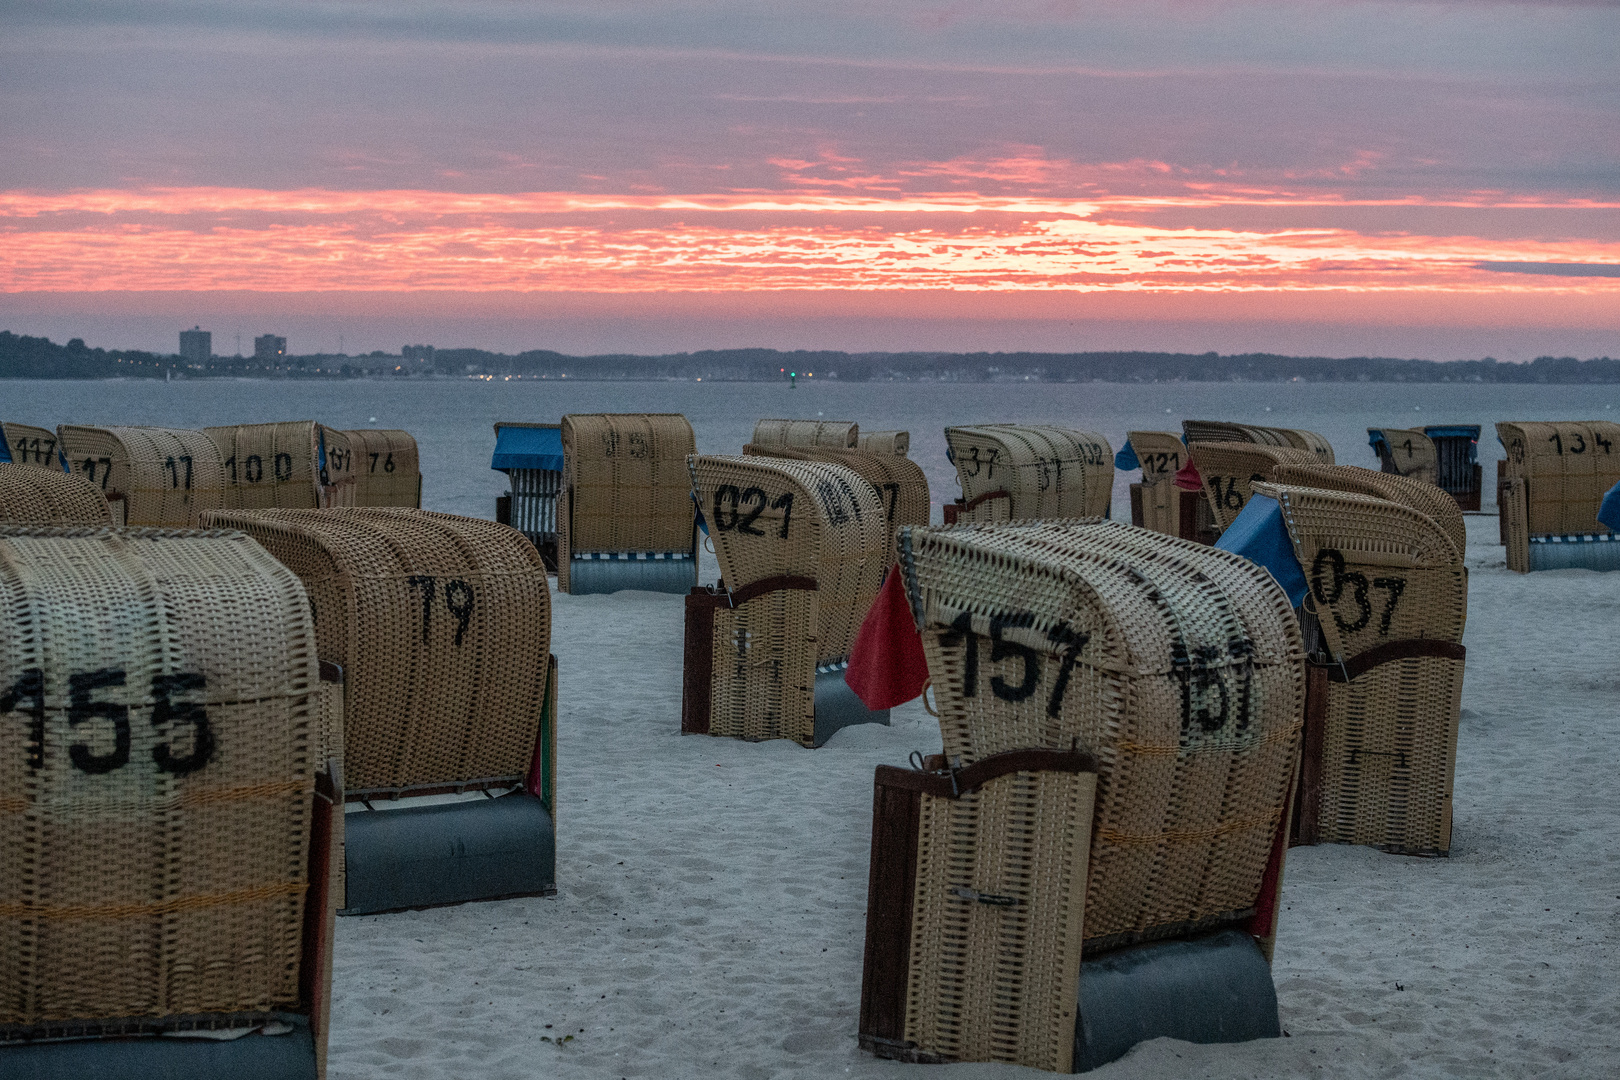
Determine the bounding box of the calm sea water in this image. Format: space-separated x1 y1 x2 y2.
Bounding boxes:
5 378 1617 520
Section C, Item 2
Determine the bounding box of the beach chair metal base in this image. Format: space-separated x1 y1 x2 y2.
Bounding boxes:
0 1014 316 1080
1074 929 1280 1072
813 665 890 747
341 790 556 916
1528 533 1620 572
564 554 696 595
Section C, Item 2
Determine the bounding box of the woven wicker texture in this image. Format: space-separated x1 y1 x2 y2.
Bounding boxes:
198 508 551 795
905 768 1093 1072
1 423 62 472
705 588 820 744
752 419 859 449
1370 428 1439 485
857 430 909 456
557 414 696 592
1270 464 1466 559
743 443 930 551
1495 422 1620 537
944 425 1113 524
1261 482 1465 853
692 455 889 665
318 426 358 508
1127 431 1187 536
0 526 319 1026
56 426 228 527
902 519 1303 947
0 463 112 527
1182 420 1290 447
1278 429 1335 464
1188 443 1318 531
203 421 330 511
341 429 422 508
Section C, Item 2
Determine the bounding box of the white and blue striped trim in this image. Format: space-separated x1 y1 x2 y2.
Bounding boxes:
815 657 852 675
571 550 694 562
1529 532 1618 545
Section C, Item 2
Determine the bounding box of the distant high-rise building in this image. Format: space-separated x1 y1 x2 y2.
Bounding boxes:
402 344 435 362
254 334 287 361
179 326 211 364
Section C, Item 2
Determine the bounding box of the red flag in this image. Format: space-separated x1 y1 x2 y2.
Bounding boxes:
1173 457 1204 491
845 565 930 710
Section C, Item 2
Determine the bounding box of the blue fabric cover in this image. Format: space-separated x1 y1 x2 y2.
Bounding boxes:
1214 494 1308 606
0 433 10 463
1114 439 1140 471
1422 425 1480 440
1366 429 1391 454
1599 478 1620 533
492 425 563 471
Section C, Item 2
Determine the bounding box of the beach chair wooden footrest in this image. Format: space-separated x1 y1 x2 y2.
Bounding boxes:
0 1013 317 1080
1074 929 1280 1072
341 791 556 915
563 552 697 595
812 663 890 746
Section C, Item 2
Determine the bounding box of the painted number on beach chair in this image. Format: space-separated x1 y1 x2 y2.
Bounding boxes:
163 455 194 490
2 667 214 775
959 446 999 478
1141 451 1180 476
78 456 114 489
1207 476 1243 511
369 452 395 473
940 611 1090 719
12 437 56 465
712 485 797 538
1176 644 1255 742
406 575 476 646
1311 549 1405 635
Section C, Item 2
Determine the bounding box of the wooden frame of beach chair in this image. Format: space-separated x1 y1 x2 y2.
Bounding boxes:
0 526 340 1079
743 443 930 553
1123 430 1188 536
199 507 558 915
1187 442 1318 535
0 422 62 472
341 429 422 508
491 422 563 571
202 421 354 511
942 425 1112 525
1270 463 1467 558
859 520 1301 1072
683 455 890 746
557 413 698 595
56 425 228 527
752 418 860 449
857 430 910 455
0 462 114 527
1496 422 1620 573
1257 482 1468 856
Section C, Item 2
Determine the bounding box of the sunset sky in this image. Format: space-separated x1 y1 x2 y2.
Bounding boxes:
2 1 1617 358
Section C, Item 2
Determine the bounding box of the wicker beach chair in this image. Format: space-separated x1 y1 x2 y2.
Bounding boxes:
557 413 698 594
1374 426 1482 510
341 428 422 507
0 526 339 1078
1496 421 1620 572
1181 421 1333 463
752 418 860 449
1122 430 1188 536
858 430 910 456
0 462 114 527
1187 442 1317 533
0 422 62 472
943 425 1113 525
1255 482 1467 855
492 422 564 570
200 507 557 915
743 443 930 549
683 455 890 746
56 425 228 527
1270 463 1467 558
203 421 354 510
860 519 1301 1072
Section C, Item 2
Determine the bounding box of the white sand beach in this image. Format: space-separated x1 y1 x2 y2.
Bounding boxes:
326 514 1618 1079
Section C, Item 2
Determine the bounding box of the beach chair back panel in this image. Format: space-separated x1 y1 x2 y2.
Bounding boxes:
56 425 228 527
1369 428 1438 485
1279 429 1336 464
752 418 859 449
857 430 909 456
343 428 422 507
1188 443 1317 532
202 421 326 510
1126 431 1185 535
1 423 61 472
1270 463 1466 560
902 519 1303 947
318 426 358 508
561 414 695 555
690 455 888 664
0 527 317 1025
1496 421 1620 536
0 463 112 526
744 443 930 549
945 425 1112 524
200 508 551 794
1182 420 1289 447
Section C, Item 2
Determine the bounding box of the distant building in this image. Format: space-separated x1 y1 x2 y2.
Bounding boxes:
254 334 287 361
179 326 211 364
402 344 435 362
